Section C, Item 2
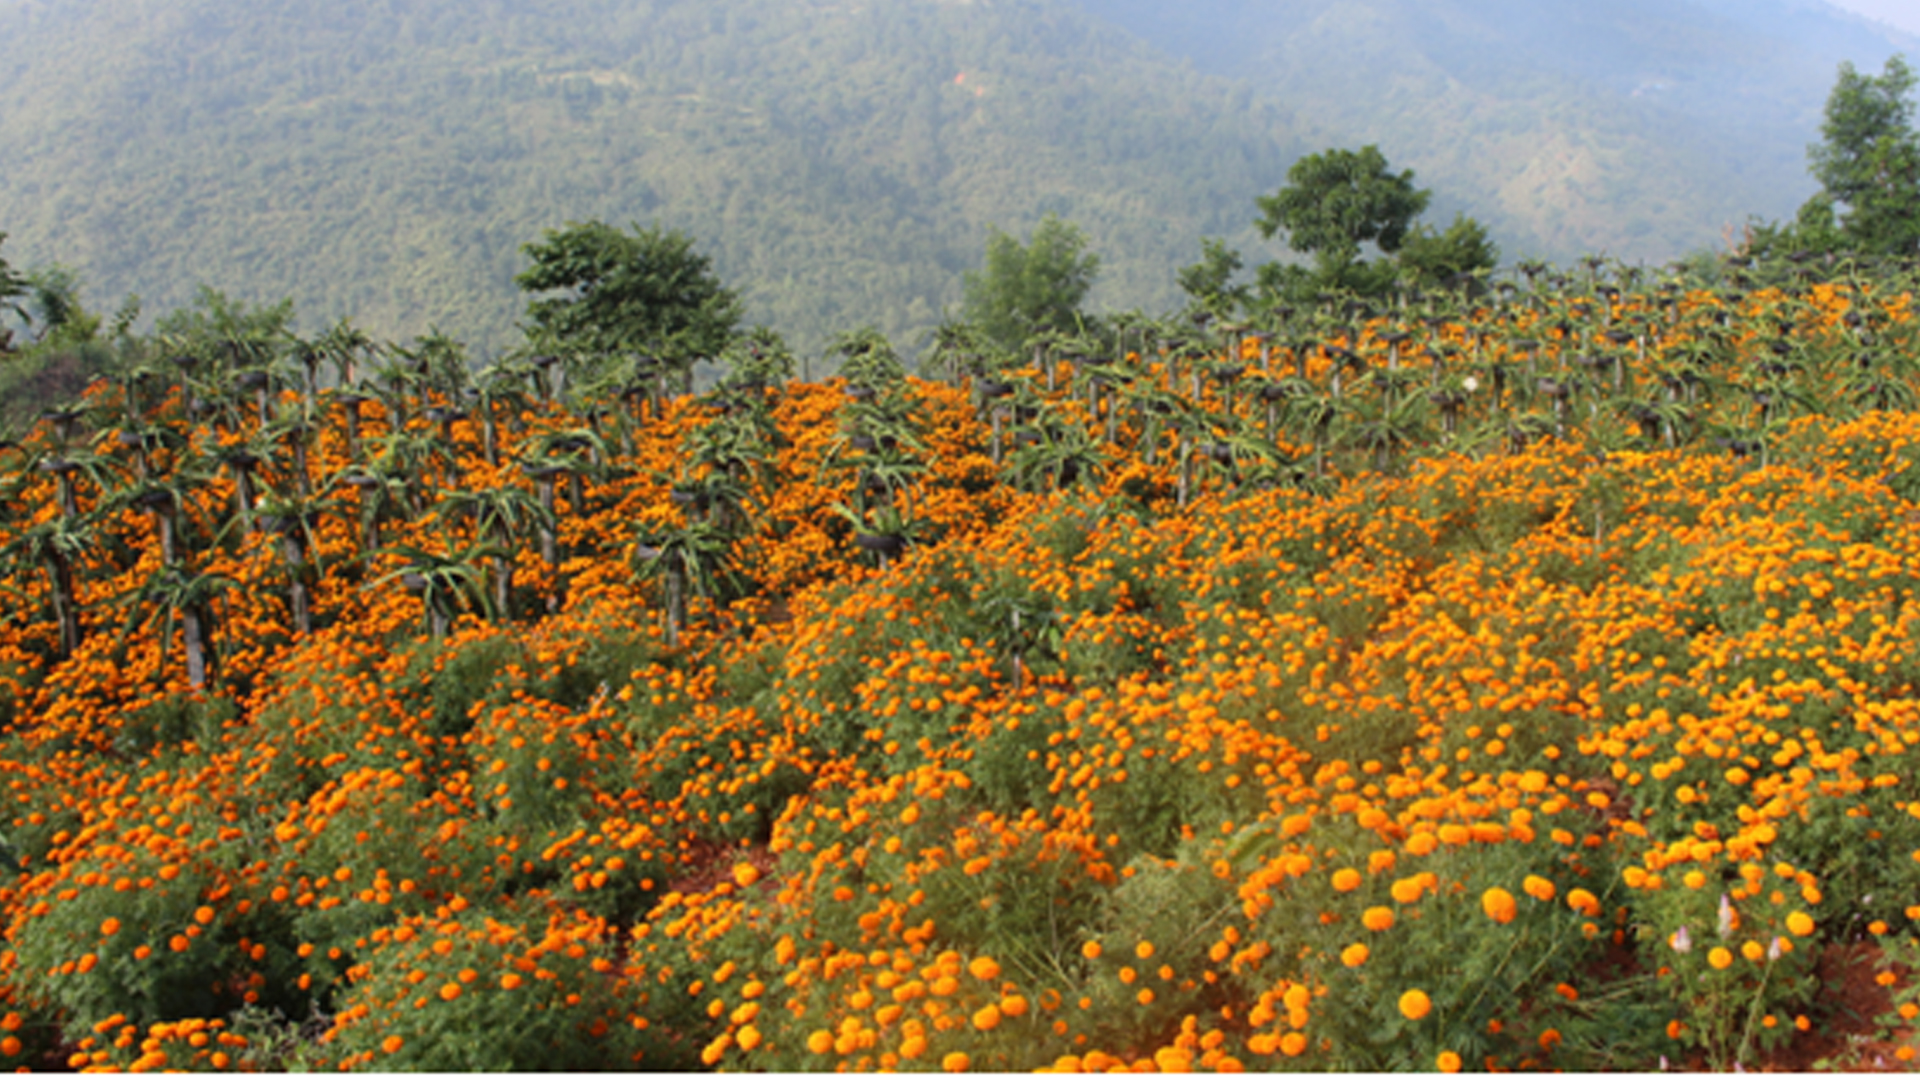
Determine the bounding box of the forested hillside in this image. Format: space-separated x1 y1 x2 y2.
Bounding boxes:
0 0 1301 357
1072 0 1918 261
0 0 1914 361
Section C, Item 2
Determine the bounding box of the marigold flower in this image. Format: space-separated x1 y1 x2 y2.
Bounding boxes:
1786 911 1815 937
1341 943 1370 968
1482 887 1518 924
1399 989 1432 1020
1362 906 1396 931
1437 1050 1462 1072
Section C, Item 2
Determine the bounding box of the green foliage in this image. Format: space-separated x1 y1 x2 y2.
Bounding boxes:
1175 237 1249 317
0 232 27 343
1397 213 1500 291
1805 56 1920 256
321 908 669 1071
962 215 1101 353
0 0 1303 359
516 220 743 378
1255 145 1431 302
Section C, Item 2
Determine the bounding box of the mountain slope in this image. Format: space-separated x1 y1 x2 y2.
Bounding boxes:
0 0 1302 357
1070 0 1918 261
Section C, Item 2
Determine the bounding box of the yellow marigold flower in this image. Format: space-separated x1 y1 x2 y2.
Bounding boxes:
1399 989 1432 1020
1709 947 1733 970
1786 911 1815 937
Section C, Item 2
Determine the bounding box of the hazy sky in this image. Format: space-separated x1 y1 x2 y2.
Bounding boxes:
1823 0 1920 38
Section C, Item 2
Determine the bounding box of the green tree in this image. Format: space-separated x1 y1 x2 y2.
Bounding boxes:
1396 214 1500 291
0 233 31 349
1176 237 1250 317
516 221 744 382
962 214 1100 352
1785 57 1920 257
1254 145 1432 301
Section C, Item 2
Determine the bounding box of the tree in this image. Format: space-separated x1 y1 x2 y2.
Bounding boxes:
1803 57 1920 256
516 221 743 383
0 234 33 349
1397 214 1500 291
1254 146 1432 301
1176 237 1250 317
962 214 1100 352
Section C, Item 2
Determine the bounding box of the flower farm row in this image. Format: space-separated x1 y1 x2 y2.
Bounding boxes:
3 274 1920 1070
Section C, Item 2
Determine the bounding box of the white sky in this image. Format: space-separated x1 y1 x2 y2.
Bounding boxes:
1822 0 1920 38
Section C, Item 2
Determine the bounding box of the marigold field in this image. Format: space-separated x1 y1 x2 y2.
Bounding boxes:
7 274 1920 1070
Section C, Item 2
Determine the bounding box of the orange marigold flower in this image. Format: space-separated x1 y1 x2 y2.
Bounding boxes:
1362 907 1396 931
1330 868 1362 893
969 956 1000 981
1786 911 1815 937
1566 888 1602 917
382 1035 404 1054
1399 989 1432 1021
1340 943 1369 968
99 918 120 937
1437 1050 1462 1073
942 1051 970 1072
1482 887 1518 924
439 983 462 1002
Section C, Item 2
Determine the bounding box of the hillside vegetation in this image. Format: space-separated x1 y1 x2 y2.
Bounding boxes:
2 0 1915 357
1075 0 1918 260
0 0 1300 357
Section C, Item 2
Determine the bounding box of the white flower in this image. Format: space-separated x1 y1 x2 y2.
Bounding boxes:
1669 925 1692 954
1717 894 1735 938
1462 376 1480 393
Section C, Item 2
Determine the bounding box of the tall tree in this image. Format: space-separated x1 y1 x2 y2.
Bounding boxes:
1805 56 1920 256
961 214 1101 352
1254 145 1432 301
516 221 743 385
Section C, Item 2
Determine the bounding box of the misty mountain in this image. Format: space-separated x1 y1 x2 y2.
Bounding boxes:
0 0 1911 360
1069 0 1916 260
